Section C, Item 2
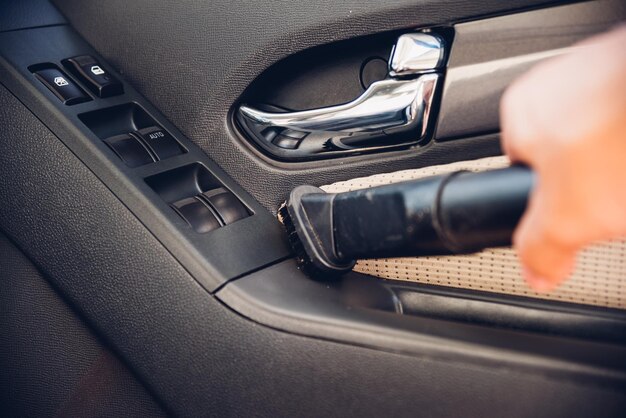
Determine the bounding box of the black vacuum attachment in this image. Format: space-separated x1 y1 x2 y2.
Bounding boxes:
278 165 534 279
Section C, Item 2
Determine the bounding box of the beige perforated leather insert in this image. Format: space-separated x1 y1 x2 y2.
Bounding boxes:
322 156 626 309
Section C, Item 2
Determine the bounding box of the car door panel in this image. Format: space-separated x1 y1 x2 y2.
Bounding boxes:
1 0 625 417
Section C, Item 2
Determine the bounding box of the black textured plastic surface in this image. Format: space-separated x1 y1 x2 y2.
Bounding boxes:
0 0 66 33
0 231 165 417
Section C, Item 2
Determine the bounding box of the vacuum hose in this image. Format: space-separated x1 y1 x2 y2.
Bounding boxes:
279 165 534 278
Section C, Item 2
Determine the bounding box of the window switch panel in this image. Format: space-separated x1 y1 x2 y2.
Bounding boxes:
65 55 123 98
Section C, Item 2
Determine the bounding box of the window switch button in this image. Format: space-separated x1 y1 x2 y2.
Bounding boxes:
65 55 123 98
136 126 184 160
171 197 221 233
34 68 90 105
202 189 249 225
103 134 154 167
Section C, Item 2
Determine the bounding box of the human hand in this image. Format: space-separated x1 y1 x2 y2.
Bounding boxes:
500 25 626 292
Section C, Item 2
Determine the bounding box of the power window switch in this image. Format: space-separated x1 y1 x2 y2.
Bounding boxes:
202 189 249 225
136 126 184 160
171 197 221 233
103 133 154 167
34 68 90 105
65 55 123 98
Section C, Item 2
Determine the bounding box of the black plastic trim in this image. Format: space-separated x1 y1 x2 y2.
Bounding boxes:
217 259 626 382
0 25 290 292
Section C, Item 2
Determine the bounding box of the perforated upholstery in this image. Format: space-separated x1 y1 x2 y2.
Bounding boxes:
322 156 626 309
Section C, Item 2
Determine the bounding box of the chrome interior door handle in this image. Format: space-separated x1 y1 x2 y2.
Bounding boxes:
239 74 439 140
237 33 445 159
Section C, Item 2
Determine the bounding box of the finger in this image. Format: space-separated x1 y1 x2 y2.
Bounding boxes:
499 83 539 165
513 190 578 292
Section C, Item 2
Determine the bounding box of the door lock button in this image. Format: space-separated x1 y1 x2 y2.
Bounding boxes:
136 126 184 160
34 68 90 105
65 55 124 98
103 133 154 167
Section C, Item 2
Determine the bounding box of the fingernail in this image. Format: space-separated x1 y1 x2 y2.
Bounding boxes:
522 267 557 293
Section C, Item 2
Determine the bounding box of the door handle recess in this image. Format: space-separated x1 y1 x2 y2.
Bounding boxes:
237 33 446 160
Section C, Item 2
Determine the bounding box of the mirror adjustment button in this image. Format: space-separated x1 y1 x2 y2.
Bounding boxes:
103 133 154 167
136 126 184 160
171 197 221 233
202 189 249 225
33 68 90 105
65 55 123 98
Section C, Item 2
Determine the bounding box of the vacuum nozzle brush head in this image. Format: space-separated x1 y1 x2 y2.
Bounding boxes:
278 185 356 280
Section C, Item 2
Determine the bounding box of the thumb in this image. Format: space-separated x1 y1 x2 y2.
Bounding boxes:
514 189 578 292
